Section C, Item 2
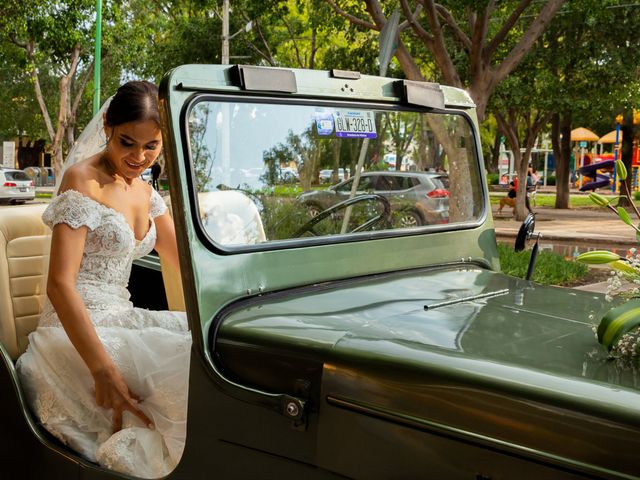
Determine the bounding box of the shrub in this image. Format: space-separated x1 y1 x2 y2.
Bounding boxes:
486 173 500 185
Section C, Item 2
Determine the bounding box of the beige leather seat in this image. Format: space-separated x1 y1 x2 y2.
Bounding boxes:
0 204 50 361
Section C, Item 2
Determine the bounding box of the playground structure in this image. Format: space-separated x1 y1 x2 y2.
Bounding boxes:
573 122 640 193
578 157 614 192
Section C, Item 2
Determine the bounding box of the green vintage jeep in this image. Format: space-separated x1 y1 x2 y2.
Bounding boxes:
1 65 639 479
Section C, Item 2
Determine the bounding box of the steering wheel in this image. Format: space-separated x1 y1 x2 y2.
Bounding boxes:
295 194 391 237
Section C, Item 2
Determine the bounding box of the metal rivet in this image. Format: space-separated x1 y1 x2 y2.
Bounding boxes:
258 285 265 293
246 288 252 295
286 402 299 417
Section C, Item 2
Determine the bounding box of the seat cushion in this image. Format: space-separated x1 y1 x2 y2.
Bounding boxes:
0 204 50 360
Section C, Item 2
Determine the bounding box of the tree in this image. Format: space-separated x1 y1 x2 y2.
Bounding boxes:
325 0 567 122
492 71 552 220
531 0 640 208
0 0 106 174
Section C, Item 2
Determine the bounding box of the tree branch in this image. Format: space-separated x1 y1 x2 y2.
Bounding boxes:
468 2 492 77
281 15 304 68
400 0 433 46
398 4 422 31
71 57 95 120
493 0 567 88
245 18 276 66
417 0 461 86
324 0 377 30
435 3 471 50
20 41 56 141
485 0 534 59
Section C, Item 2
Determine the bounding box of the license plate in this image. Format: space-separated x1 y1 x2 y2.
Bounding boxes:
19 187 27 192
334 110 377 139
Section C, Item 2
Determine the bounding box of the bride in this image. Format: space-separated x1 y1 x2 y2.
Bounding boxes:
16 81 191 478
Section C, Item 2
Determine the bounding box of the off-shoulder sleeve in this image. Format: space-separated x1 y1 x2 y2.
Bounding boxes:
42 190 101 230
150 188 168 218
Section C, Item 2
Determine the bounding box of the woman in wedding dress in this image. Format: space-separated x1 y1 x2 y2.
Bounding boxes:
16 81 191 478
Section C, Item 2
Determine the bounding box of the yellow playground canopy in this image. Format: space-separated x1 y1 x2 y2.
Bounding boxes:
570 127 599 142
598 130 623 144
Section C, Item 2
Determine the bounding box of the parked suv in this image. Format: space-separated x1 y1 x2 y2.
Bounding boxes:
0 168 35 204
299 171 449 227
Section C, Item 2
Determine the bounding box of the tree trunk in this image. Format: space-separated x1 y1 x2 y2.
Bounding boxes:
619 112 636 207
551 113 571 209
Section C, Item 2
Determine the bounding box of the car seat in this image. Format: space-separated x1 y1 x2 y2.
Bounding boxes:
0 204 50 361
161 190 266 312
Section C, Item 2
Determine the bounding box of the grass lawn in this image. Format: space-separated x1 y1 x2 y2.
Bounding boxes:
489 192 638 208
497 243 600 286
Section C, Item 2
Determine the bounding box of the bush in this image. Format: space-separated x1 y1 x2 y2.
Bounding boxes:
546 175 556 186
634 190 640 201
498 243 588 285
486 173 500 185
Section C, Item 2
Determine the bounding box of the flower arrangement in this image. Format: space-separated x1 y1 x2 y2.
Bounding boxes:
577 160 640 361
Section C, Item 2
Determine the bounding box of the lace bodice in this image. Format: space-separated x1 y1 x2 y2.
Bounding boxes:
38 188 181 329
43 189 166 287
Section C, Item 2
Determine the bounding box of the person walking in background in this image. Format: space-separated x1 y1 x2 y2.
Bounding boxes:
151 161 161 190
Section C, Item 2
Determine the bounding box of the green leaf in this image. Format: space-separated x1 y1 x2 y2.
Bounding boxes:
588 192 609 207
617 206 632 225
598 299 640 351
576 250 621 264
616 160 628 181
609 260 640 277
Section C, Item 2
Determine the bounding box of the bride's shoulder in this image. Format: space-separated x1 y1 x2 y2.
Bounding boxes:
58 158 103 198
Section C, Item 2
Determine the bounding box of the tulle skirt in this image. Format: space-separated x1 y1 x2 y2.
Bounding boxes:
17 308 191 479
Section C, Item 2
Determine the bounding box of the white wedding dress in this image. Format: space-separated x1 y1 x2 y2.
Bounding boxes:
16 188 191 479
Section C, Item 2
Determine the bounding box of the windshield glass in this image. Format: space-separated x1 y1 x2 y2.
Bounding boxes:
186 98 484 247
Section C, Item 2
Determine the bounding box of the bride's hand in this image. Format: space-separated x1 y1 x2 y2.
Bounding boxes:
93 365 153 433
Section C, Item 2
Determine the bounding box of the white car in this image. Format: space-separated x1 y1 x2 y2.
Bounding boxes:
0 168 35 204
319 168 349 183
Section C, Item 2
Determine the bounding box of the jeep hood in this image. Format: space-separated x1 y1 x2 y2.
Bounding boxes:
216 265 624 392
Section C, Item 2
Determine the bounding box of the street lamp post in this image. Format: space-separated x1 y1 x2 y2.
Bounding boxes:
222 0 230 64
93 0 102 116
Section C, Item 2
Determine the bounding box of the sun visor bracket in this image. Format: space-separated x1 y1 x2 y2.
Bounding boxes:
395 80 445 109
229 65 297 93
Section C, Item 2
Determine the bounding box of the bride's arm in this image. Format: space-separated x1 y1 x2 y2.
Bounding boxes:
154 212 180 272
47 222 152 432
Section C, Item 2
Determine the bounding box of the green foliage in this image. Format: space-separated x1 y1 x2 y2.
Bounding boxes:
486 173 499 185
498 243 588 286
577 179 640 359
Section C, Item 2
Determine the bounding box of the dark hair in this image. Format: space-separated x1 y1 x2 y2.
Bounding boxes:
105 81 159 127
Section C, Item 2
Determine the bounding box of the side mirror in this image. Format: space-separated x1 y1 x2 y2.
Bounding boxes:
514 213 540 281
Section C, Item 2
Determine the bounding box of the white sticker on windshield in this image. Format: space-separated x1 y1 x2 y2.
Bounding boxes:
315 110 334 136
333 110 377 139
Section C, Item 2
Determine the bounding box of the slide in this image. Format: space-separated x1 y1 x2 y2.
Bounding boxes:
580 173 611 191
579 159 615 176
